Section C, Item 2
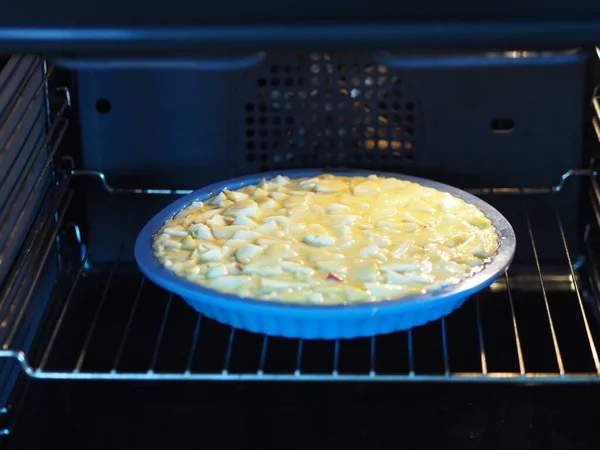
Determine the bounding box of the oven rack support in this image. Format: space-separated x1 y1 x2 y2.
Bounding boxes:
593 80 600 151
69 167 594 197
1 168 600 383
0 59 71 436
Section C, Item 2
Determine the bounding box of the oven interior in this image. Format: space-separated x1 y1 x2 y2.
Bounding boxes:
0 48 600 448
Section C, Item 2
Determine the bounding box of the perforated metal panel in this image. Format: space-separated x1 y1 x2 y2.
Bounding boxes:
77 50 587 189
240 53 418 172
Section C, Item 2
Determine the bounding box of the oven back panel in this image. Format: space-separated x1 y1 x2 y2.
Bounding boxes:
74 51 588 263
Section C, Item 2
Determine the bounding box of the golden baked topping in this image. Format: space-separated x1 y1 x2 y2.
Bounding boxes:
153 174 498 305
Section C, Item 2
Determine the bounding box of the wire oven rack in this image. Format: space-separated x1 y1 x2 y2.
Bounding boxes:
0 167 599 383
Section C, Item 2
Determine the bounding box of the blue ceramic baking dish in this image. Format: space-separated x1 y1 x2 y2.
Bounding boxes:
135 169 516 339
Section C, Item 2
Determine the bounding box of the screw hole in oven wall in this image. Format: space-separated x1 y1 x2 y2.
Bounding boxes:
95 99 112 114
490 118 515 133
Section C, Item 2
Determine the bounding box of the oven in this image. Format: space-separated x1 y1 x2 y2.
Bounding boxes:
1 10 600 449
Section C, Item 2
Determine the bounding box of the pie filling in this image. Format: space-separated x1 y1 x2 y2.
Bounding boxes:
153 174 499 305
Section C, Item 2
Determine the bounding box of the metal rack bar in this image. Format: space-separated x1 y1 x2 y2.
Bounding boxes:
592 176 600 212
184 312 202 374
0 58 44 135
2 188 73 349
556 210 600 374
149 294 172 373
526 216 565 376
42 61 52 131
504 271 526 376
294 340 303 376
0 175 62 320
593 76 600 154
0 104 68 262
37 250 90 371
258 335 268 375
593 92 600 127
584 220 600 305
74 194 139 372
332 340 340 376
71 170 193 196
369 337 376 376
6 369 600 382
0 109 68 322
475 295 488 376
407 329 415 376
0 64 53 164
0 55 25 99
111 277 146 372
0 105 45 193
590 187 600 233
74 254 122 372
593 116 600 146
441 318 450 376
71 168 595 198
222 329 236 375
